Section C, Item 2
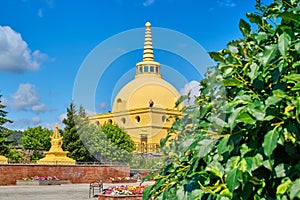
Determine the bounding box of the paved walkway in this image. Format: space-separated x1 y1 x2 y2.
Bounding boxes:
0 182 154 200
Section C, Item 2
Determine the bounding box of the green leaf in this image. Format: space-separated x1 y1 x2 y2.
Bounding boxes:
206 161 224 179
273 89 288 99
220 188 232 198
196 139 217 159
217 136 233 154
176 187 186 199
226 156 241 171
142 186 152 199
209 52 225 62
228 44 239 54
295 42 300 53
249 63 259 83
228 107 243 131
261 44 278 66
285 74 300 82
226 168 241 192
246 13 263 27
251 153 264 171
263 159 274 170
239 19 251 36
281 12 300 25
236 112 256 124
223 78 243 87
275 164 288 178
290 179 300 199
276 178 292 195
278 32 291 58
175 95 188 107
240 158 248 172
247 101 265 121
265 95 281 108
262 129 279 157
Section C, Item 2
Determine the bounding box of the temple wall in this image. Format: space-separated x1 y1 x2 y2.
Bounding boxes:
0 164 130 185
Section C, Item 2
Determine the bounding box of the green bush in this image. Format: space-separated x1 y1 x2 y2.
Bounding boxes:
7 149 23 163
144 0 300 199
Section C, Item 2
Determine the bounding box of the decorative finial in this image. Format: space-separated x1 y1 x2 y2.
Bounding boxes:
135 21 162 78
143 21 154 61
53 123 61 139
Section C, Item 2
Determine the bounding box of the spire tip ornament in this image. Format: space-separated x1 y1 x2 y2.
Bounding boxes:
135 21 162 78
145 21 151 27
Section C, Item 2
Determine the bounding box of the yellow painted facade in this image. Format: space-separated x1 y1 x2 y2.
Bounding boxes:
89 22 181 153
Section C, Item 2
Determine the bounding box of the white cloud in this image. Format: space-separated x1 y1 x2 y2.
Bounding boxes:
180 80 201 104
217 0 236 7
98 102 107 110
10 83 40 110
143 0 155 7
31 116 41 125
58 112 67 122
0 25 47 73
31 103 51 113
8 83 52 114
43 122 64 130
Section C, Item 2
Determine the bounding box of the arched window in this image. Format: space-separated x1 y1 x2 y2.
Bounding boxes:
121 118 126 124
144 66 148 72
135 116 141 123
150 66 154 72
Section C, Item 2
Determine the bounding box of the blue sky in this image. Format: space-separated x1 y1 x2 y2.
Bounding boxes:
0 0 271 130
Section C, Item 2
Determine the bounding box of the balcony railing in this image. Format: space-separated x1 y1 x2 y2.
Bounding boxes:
134 143 160 153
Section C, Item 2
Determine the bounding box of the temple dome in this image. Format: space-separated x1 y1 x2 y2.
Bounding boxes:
112 22 180 112
112 75 180 112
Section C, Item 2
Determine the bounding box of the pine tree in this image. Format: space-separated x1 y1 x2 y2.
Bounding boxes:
62 102 93 162
0 93 13 156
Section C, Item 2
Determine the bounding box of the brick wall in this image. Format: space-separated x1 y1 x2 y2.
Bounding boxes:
0 164 130 185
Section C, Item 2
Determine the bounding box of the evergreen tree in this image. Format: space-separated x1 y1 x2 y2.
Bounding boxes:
0 93 13 156
62 102 93 162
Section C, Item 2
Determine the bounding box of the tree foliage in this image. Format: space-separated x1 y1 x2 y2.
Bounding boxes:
79 122 135 163
144 0 300 199
101 123 135 152
21 126 52 161
62 102 94 162
22 126 52 150
7 130 23 147
0 93 13 156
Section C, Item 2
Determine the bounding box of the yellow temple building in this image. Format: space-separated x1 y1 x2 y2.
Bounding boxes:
89 22 182 153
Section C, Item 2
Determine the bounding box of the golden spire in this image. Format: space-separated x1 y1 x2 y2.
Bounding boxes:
135 22 161 78
143 22 154 61
52 123 61 139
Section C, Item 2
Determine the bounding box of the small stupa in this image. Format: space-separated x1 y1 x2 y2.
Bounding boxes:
37 124 76 165
0 155 8 164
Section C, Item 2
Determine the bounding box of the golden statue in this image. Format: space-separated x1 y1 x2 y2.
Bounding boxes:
37 124 76 165
0 155 8 164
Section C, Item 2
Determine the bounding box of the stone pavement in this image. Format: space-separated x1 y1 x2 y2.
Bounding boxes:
0 182 154 200
0 184 94 200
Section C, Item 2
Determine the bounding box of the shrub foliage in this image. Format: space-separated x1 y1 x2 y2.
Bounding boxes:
144 0 300 199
